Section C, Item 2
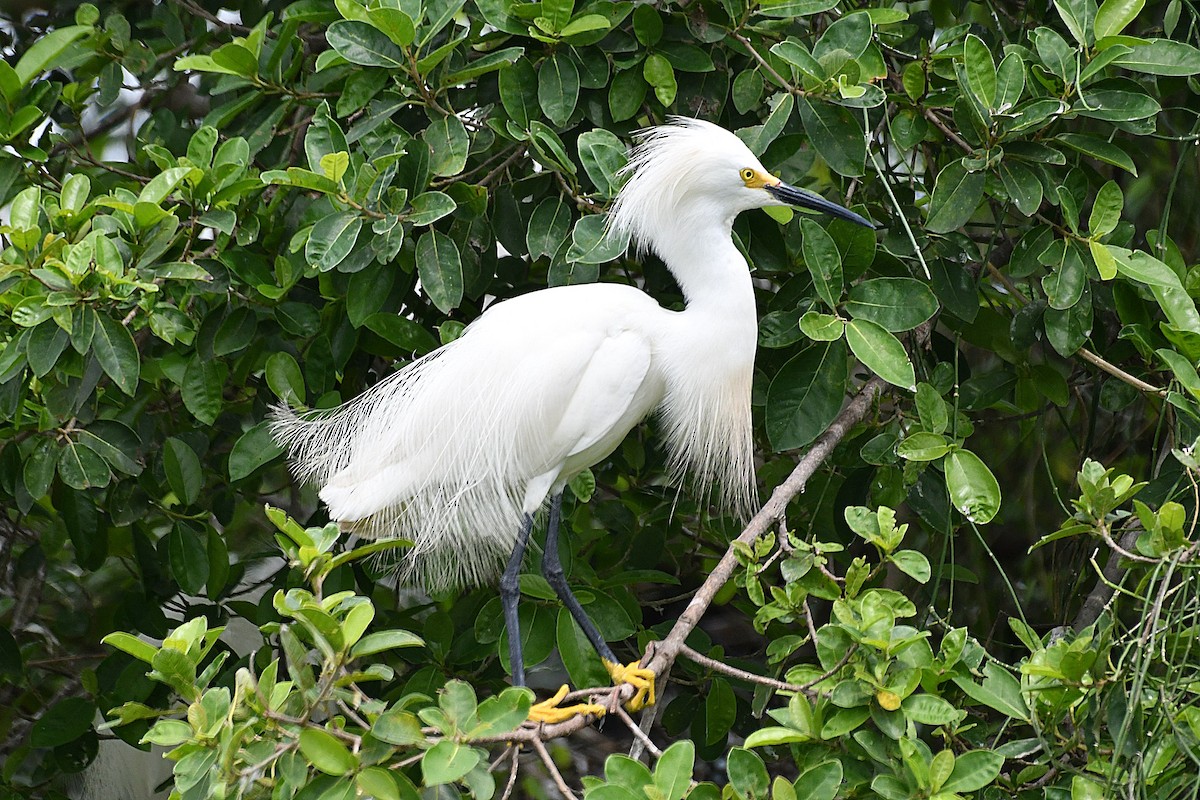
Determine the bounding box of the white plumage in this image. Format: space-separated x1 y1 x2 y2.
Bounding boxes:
271 117 871 593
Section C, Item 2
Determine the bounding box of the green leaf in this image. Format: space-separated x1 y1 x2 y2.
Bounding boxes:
229 422 284 482
138 166 197 206
952 662 1029 721
92 314 140 395
30 697 93 747
182 356 228 425
1088 180 1122 236
14 25 91 86
367 6 415 46
800 218 842 308
527 197 572 260
577 128 627 198
766 340 848 451
58 439 110 490
997 160 1043 216
565 214 626 264
1112 38 1200 76
265 351 305 404
408 191 457 226
1108 247 1182 288
372 708 426 746
424 114 469 178
538 53 580 128
1090 239 1117 280
704 677 736 745
897 432 953 462
102 632 159 663
326 20 405 67
351 630 424 658
1095 0 1144 39
1055 0 1095 45
727 749 769 800
941 750 1004 793
499 57 538 128
306 211 362 272
794 760 841 800
609 68 647 122
845 277 938 332
299 728 357 776
416 230 464 314
995 52 1025 111
164 438 203 506
422 741 481 785
891 549 932 582
902 693 960 725
1044 289 1093 356
798 98 865 177
364 313 438 353
556 608 608 690
1041 240 1087 310
927 161 985 233
963 34 996 108
845 319 915 390
799 311 845 341
168 523 208 594
1158 348 1200 398
653 740 695 800
643 53 677 107
944 448 1002 523
1055 133 1137 176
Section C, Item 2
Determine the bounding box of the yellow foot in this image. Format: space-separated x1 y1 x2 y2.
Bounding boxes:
606 660 656 711
528 684 606 724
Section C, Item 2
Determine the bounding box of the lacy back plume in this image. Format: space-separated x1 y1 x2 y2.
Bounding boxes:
269 343 537 593
658 359 756 524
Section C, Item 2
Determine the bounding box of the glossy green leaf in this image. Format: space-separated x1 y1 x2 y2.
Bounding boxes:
306 212 363 272
326 20 405 67
164 438 203 505
799 311 845 341
963 34 996 108
845 319 915 390
538 53 580 128
182 357 228 425
422 740 480 785
14 25 91 86
653 740 695 800
941 750 1005 792
527 197 572 260
800 218 842 308
499 57 538 127
167 523 208 594
798 98 865 177
577 128 627 198
897 432 953 462
416 230 464 314
299 728 357 776
845 277 938 332
424 115 469 177
766 340 848 451
1112 38 1200 76
727 748 769 800
92 313 140 395
228 422 284 482
926 161 984 233
1095 0 1144 39
944 448 1002 523
408 191 457 226
794 760 841 800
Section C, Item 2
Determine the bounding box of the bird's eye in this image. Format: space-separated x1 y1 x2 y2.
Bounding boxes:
740 168 756 183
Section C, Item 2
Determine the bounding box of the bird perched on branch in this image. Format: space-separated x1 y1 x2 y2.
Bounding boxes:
272 117 874 722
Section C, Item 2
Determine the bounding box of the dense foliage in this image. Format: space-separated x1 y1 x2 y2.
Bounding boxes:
3 0 1200 798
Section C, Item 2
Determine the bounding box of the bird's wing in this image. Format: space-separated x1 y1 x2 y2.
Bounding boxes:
539 327 657 471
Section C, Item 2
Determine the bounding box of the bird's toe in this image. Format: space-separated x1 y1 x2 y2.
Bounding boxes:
527 684 606 725
606 660 656 711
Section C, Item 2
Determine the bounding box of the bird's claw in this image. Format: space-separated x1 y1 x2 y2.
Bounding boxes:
606 660 656 711
527 684 606 724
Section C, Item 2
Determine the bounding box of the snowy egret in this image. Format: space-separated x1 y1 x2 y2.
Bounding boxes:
271 117 874 722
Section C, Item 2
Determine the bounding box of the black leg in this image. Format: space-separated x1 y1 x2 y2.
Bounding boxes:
542 492 619 665
501 513 535 686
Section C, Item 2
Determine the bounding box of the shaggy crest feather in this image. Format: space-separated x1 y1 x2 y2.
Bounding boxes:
608 117 761 257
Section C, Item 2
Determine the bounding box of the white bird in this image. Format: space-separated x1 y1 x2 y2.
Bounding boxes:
271 117 874 722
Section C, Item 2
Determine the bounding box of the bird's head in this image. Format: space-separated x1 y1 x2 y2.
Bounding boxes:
608 117 874 256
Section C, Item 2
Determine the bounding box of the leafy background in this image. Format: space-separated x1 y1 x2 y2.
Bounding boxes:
3 0 1200 798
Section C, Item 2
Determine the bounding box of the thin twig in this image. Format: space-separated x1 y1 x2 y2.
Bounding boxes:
612 705 663 757
530 735 577 800
679 644 814 697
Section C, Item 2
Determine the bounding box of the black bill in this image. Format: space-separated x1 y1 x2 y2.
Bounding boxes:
765 181 877 229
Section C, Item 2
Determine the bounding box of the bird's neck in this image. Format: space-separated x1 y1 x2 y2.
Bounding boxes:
654 218 755 319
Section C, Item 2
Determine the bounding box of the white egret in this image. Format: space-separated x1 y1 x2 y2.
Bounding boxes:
271 117 874 722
